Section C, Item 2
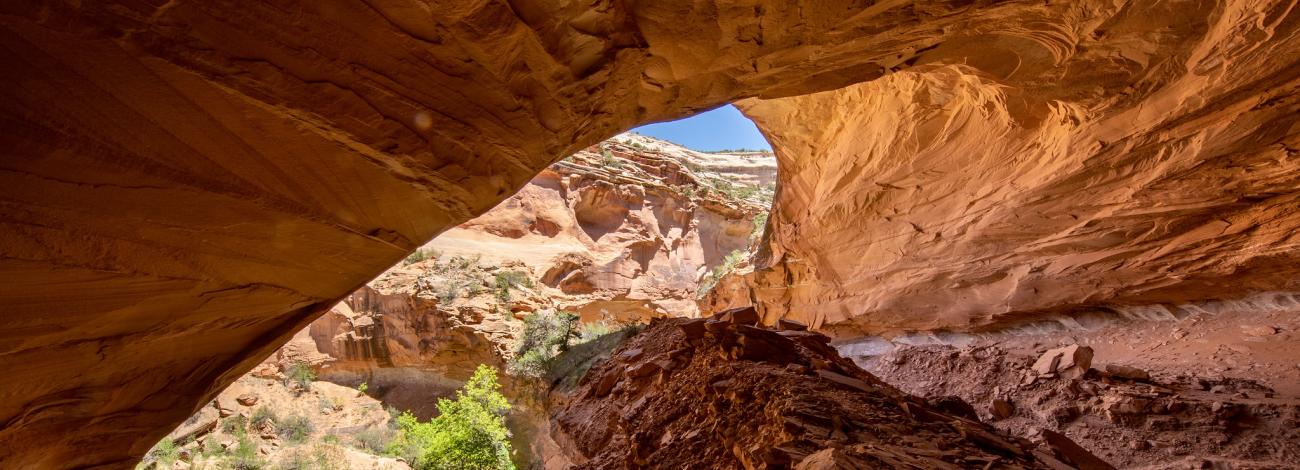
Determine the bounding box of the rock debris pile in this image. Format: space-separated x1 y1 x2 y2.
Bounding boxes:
866 344 1300 468
553 308 1112 469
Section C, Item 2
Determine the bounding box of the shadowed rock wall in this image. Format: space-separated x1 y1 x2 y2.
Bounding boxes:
2 1 1299 467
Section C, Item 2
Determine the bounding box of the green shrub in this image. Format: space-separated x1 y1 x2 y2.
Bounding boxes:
352 427 394 454
698 249 747 297
403 248 441 266
285 361 315 392
494 270 532 302
231 426 265 470
250 406 277 429
147 438 179 467
577 321 613 344
750 212 768 242
277 414 314 443
222 415 248 434
388 365 515 470
357 381 369 394
508 311 579 379
435 279 462 304
203 435 225 456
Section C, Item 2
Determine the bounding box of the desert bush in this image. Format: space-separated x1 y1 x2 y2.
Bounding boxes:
250 406 277 429
508 311 579 379
230 426 265 470
385 405 402 430
277 414 314 443
403 249 434 265
750 212 768 242
221 414 248 434
698 249 746 297
352 427 394 454
387 365 514 470
276 444 343 470
577 320 613 344
494 270 533 301
284 361 315 392
318 395 344 414
146 439 179 467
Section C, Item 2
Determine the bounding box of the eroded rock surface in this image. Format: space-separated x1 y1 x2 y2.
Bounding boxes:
739 2 1300 334
260 135 768 416
4 1 1300 467
553 312 1111 469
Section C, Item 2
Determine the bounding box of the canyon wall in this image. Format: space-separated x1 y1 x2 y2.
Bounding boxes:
262 135 768 413
3 1 1300 467
739 2 1300 336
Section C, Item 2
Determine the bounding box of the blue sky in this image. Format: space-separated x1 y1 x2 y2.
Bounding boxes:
632 104 772 152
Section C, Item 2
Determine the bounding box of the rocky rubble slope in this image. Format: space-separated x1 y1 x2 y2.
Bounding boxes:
854 305 1300 469
552 309 1114 469
141 373 406 470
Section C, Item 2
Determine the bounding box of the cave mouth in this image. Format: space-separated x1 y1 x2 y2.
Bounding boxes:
135 102 783 469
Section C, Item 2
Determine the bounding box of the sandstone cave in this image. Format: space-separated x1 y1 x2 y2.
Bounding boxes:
3 1 1300 469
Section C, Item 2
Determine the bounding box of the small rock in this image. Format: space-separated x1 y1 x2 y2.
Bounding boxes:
990 399 1015 420
777 318 808 331
929 396 979 421
625 361 660 378
1242 325 1276 336
235 394 258 407
617 348 645 362
1129 440 1149 450
1105 364 1150 381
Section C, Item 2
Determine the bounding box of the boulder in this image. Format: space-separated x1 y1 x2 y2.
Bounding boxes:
235 394 259 407
1033 345 1093 379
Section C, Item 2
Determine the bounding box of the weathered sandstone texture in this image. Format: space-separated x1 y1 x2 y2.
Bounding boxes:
736 2 1300 335
553 311 1112 469
424 133 772 322
265 136 768 417
3 1 1300 467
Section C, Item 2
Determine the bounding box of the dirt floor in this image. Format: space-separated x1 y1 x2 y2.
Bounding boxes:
847 307 1300 469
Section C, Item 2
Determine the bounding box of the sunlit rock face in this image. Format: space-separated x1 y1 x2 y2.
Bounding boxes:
428 135 769 322
740 0 1300 335
2 0 1299 467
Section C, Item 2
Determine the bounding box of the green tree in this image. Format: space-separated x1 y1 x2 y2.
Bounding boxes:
389 365 515 470
507 311 579 379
